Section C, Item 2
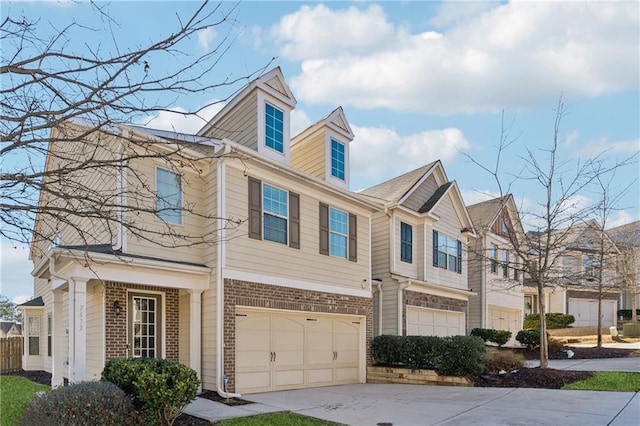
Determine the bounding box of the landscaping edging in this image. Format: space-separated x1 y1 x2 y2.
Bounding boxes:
367 366 472 387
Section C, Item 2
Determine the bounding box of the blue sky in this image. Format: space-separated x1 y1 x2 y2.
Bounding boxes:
1 0 639 304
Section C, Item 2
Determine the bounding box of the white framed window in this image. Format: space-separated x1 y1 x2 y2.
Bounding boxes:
490 244 498 273
331 139 345 180
329 207 348 258
28 316 40 356
502 250 509 278
432 230 462 274
583 255 600 280
47 315 52 357
263 183 288 244
156 167 182 225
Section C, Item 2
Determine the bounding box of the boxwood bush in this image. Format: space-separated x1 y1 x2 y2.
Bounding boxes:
470 328 512 347
371 335 485 376
523 313 575 329
102 358 199 426
18 381 139 426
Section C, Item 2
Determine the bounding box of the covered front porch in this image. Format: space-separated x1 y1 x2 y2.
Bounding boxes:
31 246 210 387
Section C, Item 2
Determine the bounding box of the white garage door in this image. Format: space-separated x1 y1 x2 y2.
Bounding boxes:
568 298 617 327
406 306 465 337
235 309 362 394
488 307 521 346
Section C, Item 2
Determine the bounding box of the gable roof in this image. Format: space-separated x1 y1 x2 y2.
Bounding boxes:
197 67 296 136
292 106 354 143
0 322 16 334
607 220 640 246
18 296 44 307
418 182 452 213
467 195 511 230
359 162 438 203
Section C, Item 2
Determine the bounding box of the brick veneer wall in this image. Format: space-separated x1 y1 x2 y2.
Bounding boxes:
402 289 468 336
104 282 179 361
222 279 372 392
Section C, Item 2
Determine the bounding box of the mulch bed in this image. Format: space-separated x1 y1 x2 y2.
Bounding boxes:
474 368 595 389
198 390 254 406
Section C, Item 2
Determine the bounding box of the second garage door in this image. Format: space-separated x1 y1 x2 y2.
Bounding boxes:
235 309 362 394
569 298 617 327
406 306 465 337
488 306 521 346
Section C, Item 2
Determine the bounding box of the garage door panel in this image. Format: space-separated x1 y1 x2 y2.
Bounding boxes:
306 319 333 366
335 367 359 383
407 306 464 337
569 298 616 327
236 371 271 393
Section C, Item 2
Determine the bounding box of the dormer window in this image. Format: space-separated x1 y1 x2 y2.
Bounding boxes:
265 103 284 153
331 139 345 180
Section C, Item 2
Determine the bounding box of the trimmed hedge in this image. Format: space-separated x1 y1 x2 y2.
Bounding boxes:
102 358 199 426
470 328 512 347
18 381 139 426
371 335 486 376
523 313 575 329
618 309 640 320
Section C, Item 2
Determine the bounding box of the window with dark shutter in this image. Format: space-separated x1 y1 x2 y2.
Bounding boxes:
319 203 329 255
248 177 262 239
457 240 462 274
349 213 357 262
289 192 300 249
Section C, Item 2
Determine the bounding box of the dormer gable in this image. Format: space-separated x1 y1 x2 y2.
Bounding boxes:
290 107 354 190
197 67 296 165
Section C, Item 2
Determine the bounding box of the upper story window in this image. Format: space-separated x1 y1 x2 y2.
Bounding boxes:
583 255 600 280
319 203 357 262
401 222 412 263
156 167 182 225
263 183 288 244
248 177 300 248
490 244 498 273
265 103 284 153
331 139 345 180
502 250 509 278
501 220 509 234
433 230 462 274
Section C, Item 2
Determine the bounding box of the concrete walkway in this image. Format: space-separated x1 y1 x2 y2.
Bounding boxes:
525 357 640 372
184 383 639 425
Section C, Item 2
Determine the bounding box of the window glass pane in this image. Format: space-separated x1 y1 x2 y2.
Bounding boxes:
265 103 284 153
331 139 345 180
263 184 288 244
329 208 348 258
156 168 182 224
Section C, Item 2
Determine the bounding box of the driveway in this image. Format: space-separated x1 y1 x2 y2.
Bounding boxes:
185 383 639 425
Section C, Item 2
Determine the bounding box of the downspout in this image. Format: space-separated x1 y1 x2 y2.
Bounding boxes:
398 282 410 335
372 280 383 336
112 130 127 252
215 145 242 398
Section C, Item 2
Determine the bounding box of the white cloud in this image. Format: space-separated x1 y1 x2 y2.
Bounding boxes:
273 2 639 115
290 109 313 137
460 189 501 206
574 137 640 158
608 210 639 228
351 125 471 188
0 241 33 302
137 102 224 134
197 27 217 51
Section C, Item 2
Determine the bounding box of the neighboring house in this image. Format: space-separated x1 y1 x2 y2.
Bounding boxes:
524 220 621 327
360 162 476 338
0 321 22 338
466 195 524 346
21 67 379 394
607 221 640 314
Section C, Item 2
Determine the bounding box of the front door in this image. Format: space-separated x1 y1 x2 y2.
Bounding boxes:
129 294 161 358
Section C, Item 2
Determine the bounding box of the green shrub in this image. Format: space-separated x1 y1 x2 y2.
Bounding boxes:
523 313 575 329
17 380 139 426
483 350 525 375
470 328 512 347
371 335 485 376
516 329 550 349
617 309 640 320
102 358 200 426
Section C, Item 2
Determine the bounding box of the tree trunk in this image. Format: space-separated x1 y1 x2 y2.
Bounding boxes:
538 280 548 368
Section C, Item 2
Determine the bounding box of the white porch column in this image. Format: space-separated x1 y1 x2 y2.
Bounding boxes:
189 290 202 392
51 289 65 387
69 278 88 382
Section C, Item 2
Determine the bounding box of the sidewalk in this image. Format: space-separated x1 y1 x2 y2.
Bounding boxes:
525 356 640 372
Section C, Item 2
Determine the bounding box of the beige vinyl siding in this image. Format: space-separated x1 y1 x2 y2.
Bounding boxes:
401 174 439 212
370 212 400 335
427 193 468 290
125 155 207 265
86 281 104 380
381 279 399 335
467 238 484 331
202 93 258 150
224 163 370 291
200 162 218 391
291 130 326 179
179 291 190 367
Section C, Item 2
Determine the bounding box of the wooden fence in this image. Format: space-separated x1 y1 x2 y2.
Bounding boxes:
0 336 23 373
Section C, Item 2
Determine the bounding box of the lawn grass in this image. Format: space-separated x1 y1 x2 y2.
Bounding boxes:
562 372 640 392
217 412 342 425
0 375 50 426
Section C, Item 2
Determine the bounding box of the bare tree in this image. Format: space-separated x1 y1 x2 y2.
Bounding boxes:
1 1 271 260
465 99 629 367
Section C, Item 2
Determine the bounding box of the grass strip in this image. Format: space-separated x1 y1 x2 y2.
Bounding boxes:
563 372 640 392
0 375 50 426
